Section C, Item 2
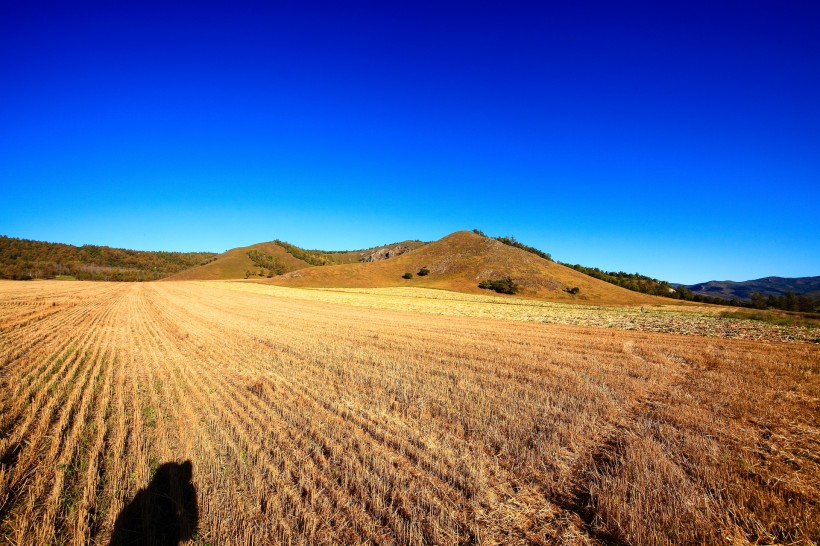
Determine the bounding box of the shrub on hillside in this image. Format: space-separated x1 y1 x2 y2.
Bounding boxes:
566 287 580 295
402 272 413 279
478 276 519 294
247 250 286 275
274 239 333 266
417 268 430 276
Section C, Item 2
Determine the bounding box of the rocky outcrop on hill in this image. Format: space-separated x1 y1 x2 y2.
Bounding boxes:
360 245 416 262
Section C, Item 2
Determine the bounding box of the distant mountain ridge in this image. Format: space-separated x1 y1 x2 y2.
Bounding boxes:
683 276 820 301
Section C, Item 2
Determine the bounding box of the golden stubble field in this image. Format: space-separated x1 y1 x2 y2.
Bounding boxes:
0 280 817 545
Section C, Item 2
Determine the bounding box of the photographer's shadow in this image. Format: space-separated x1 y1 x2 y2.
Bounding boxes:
110 460 198 546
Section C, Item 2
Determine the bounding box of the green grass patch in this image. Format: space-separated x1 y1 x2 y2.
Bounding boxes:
719 309 820 329
142 404 157 428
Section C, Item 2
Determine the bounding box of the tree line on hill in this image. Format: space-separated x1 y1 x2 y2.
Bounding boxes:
273 240 335 266
563 263 676 296
0 235 216 281
572 267 817 311
472 230 553 261
246 250 287 277
567 262 818 312
731 290 815 312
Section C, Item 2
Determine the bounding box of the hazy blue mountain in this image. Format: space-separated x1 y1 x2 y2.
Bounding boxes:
683 276 820 301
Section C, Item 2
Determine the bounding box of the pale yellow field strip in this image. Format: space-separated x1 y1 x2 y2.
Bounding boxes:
213 281 816 343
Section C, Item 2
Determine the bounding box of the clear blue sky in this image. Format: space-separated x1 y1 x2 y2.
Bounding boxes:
1 1 818 283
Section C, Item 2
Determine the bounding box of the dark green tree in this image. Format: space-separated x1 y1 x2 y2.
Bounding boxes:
784 291 799 311
750 292 767 309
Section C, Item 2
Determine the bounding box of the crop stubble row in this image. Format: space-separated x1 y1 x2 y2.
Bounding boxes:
0 281 817 545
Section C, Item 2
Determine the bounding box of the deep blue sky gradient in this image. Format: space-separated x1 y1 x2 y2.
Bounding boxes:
1 1 818 283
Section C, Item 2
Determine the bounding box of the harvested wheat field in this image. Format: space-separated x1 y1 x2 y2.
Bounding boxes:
0 280 818 545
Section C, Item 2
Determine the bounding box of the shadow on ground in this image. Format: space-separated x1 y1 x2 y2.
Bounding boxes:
109 460 198 546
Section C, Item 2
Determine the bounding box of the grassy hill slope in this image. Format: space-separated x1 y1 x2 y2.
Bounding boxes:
166 241 311 280
168 239 428 281
271 239 426 266
323 240 427 264
265 231 669 305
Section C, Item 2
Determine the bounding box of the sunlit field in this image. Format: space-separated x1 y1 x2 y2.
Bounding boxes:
237 282 817 343
1 280 817 545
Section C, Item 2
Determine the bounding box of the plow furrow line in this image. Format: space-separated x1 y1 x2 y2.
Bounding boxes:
0 288 124 462
7 309 116 544
0 291 126 541
140 286 401 544
145 285 484 544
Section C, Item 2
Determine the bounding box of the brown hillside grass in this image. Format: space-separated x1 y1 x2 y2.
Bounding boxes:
213 283 818 343
267 231 675 306
168 240 428 280
322 240 428 264
166 241 311 280
0 280 817 545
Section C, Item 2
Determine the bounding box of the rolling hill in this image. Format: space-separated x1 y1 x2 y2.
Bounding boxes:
165 241 312 280
167 239 426 281
263 231 669 305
